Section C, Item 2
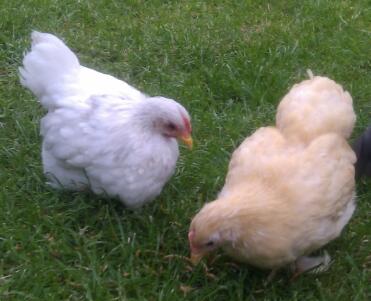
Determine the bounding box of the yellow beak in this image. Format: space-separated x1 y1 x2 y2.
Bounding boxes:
190 252 204 265
180 134 193 150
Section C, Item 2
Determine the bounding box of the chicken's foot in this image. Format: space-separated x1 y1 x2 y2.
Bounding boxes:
290 251 332 280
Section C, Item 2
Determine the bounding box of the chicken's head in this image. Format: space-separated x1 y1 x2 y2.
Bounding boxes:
149 97 193 149
188 201 226 265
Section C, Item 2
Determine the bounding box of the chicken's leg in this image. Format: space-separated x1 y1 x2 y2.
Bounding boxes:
291 251 332 280
265 268 280 285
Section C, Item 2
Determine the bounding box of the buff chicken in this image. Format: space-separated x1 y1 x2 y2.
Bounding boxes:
189 72 356 278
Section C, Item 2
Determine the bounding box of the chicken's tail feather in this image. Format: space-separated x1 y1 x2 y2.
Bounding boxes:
353 126 371 178
276 75 355 142
19 31 80 109
306 69 314 79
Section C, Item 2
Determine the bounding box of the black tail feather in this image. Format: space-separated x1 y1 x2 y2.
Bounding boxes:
353 126 371 179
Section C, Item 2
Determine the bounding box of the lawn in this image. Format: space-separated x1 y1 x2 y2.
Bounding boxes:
0 0 370 300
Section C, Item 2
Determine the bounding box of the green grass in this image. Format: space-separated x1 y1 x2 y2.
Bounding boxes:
0 0 370 300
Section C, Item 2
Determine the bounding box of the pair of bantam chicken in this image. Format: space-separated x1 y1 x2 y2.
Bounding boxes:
20 32 369 279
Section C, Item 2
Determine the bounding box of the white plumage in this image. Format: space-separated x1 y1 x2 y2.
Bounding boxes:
20 31 193 208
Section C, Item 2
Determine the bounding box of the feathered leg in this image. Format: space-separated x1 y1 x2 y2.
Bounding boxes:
290 251 332 280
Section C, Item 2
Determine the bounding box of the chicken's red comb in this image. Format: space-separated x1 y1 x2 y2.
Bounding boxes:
181 113 192 133
188 230 195 248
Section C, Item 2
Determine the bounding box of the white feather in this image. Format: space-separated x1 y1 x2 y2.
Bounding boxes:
20 31 190 208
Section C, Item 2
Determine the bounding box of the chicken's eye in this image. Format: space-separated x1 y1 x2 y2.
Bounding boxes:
205 241 214 247
167 122 177 131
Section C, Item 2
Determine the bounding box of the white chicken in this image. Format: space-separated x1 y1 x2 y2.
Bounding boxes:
20 31 193 208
